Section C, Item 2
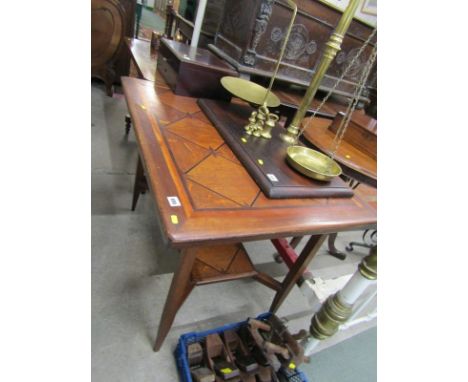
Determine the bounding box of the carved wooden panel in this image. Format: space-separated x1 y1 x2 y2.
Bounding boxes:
211 0 376 97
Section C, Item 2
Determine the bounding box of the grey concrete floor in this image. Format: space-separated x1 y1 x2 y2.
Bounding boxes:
91 81 376 381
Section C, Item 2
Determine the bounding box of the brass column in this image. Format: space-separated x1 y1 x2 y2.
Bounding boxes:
280 0 364 144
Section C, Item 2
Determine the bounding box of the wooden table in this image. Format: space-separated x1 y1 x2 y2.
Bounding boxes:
302 115 377 259
302 115 377 188
122 76 377 351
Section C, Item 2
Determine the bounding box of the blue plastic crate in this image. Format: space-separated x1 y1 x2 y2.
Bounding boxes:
174 312 308 382
277 365 309 382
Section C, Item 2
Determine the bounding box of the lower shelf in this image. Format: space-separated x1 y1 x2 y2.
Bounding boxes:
191 244 257 285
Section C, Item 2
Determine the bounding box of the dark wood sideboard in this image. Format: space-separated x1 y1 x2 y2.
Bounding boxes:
209 0 376 101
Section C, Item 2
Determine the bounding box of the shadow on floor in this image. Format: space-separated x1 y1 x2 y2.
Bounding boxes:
301 327 377 382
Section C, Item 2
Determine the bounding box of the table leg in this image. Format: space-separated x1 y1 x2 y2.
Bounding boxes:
131 156 147 211
270 234 326 313
125 114 132 135
153 248 197 352
289 236 303 249
327 233 347 260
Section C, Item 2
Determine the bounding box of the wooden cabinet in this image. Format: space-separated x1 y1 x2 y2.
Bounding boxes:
91 0 136 96
157 38 237 98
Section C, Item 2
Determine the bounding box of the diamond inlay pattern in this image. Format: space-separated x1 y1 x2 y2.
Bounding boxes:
165 131 210 173
186 180 242 209
187 155 260 206
166 117 224 150
191 244 256 284
162 114 259 210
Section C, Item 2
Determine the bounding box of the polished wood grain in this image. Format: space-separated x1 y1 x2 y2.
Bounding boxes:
153 247 197 351
302 116 377 188
191 244 257 285
92 0 135 95
125 37 158 82
123 77 376 248
211 0 376 100
123 75 376 351
328 112 377 160
158 38 237 99
199 99 354 199
125 38 172 93
113 0 135 81
125 37 354 121
91 0 126 96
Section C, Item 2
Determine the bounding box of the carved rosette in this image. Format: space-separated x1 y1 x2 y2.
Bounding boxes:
267 24 318 68
342 47 364 80
243 0 274 66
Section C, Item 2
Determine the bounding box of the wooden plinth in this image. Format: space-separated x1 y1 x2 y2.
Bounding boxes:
198 98 354 199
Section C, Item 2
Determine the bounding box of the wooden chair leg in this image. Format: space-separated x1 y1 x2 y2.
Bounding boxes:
153 248 198 351
132 156 145 211
269 234 326 313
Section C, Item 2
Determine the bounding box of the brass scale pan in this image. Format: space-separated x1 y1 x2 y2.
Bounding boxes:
220 76 342 182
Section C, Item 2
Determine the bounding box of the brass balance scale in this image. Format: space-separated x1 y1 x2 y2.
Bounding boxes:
219 0 377 183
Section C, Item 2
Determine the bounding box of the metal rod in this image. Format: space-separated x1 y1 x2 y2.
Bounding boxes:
190 0 208 48
281 0 364 144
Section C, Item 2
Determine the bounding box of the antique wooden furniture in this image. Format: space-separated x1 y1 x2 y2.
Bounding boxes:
122 76 376 351
302 112 377 188
302 112 377 259
123 37 350 130
198 99 353 198
124 37 171 134
91 0 136 96
126 37 158 82
209 0 376 100
328 111 377 161
158 38 238 98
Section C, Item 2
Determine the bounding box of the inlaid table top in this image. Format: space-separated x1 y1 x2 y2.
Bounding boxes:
122 76 376 248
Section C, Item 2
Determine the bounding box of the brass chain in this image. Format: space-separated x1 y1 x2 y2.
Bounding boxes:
330 44 377 159
296 28 377 141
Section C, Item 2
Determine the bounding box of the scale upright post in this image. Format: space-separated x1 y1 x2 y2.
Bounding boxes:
280 0 364 144
191 0 208 48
